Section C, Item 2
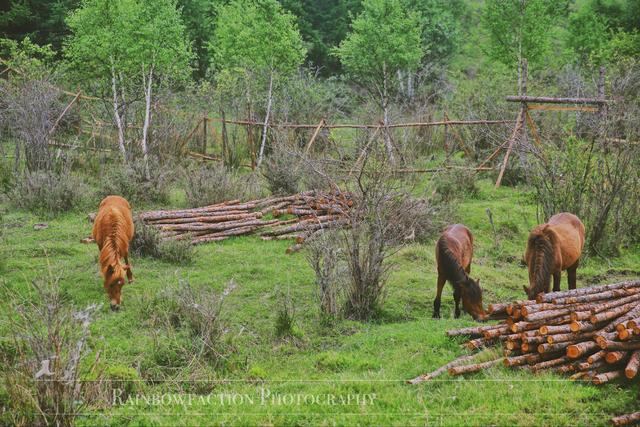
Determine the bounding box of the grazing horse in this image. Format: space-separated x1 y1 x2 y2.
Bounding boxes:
523 212 585 300
92 195 135 311
433 224 486 321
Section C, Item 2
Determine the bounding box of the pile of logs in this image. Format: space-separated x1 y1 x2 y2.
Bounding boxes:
137 190 353 247
409 280 640 425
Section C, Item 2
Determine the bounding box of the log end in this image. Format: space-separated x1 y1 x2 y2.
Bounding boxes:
625 368 637 380
567 345 582 359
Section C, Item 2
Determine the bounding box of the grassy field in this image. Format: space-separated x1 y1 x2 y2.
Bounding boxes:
1 178 639 426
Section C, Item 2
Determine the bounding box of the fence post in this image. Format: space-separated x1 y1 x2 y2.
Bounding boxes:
202 114 208 155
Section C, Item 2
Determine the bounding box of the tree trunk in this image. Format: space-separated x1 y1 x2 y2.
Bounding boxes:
382 62 395 164
257 70 273 167
141 64 153 180
110 60 127 161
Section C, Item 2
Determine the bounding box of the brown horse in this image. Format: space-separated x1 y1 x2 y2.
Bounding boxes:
92 195 135 311
433 224 486 321
523 212 585 300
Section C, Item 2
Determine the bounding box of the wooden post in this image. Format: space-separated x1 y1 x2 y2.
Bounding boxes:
443 112 449 153
597 66 607 141
49 91 82 136
495 59 527 188
304 118 325 155
202 114 208 155
220 109 229 166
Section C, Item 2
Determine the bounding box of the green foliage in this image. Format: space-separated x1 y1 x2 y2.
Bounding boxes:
335 0 423 89
482 0 566 70
65 0 192 89
279 0 362 74
177 0 217 79
0 37 55 79
405 0 466 66
211 0 306 75
0 0 80 53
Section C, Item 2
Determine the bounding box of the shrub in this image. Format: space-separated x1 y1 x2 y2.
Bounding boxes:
9 169 87 215
144 279 236 366
432 166 479 203
0 270 101 426
341 149 431 320
304 231 345 317
99 157 172 206
261 144 302 195
273 286 301 339
183 164 262 207
130 219 194 264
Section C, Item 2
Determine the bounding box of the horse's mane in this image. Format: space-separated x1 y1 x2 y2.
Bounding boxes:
527 229 554 295
437 237 481 301
98 209 127 279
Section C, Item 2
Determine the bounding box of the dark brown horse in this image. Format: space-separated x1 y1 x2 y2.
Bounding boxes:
523 212 585 300
92 195 135 311
433 224 486 321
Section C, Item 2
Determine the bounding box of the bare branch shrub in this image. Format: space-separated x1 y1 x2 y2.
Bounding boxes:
261 142 303 195
0 76 62 172
99 156 173 205
341 147 439 320
528 63 640 255
304 231 346 317
139 279 236 380
0 270 101 426
183 163 263 207
130 219 194 264
9 167 88 216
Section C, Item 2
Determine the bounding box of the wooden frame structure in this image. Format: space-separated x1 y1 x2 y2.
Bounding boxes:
482 60 609 188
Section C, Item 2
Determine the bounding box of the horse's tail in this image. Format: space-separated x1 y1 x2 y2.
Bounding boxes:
437 237 468 286
527 228 554 294
97 210 126 278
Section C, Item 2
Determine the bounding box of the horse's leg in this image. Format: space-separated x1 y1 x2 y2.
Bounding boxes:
124 253 134 283
433 274 446 319
453 285 461 318
568 263 578 290
552 272 561 292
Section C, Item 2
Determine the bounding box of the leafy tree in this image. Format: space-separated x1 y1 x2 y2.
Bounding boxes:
65 0 192 172
0 0 81 53
482 0 567 70
335 0 422 163
279 0 362 74
211 0 306 166
405 0 465 67
177 0 218 79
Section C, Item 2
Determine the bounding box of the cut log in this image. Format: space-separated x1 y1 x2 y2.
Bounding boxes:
530 355 569 371
605 351 628 364
448 358 503 376
587 350 607 364
407 353 478 384
598 340 640 351
592 370 622 385
624 350 640 379
536 280 640 303
567 341 599 359
611 412 640 426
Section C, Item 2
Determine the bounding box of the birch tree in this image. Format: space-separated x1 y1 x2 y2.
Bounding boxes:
334 0 422 163
65 0 192 173
211 0 306 167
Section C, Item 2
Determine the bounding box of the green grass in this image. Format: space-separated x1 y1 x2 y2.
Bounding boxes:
1 178 639 426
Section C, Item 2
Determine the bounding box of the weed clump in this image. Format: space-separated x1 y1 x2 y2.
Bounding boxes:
130 219 194 264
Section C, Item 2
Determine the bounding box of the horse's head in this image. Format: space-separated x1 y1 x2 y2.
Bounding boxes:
460 277 487 321
104 263 130 311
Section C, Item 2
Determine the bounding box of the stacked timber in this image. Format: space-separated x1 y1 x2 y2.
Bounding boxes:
410 280 640 396
137 190 353 246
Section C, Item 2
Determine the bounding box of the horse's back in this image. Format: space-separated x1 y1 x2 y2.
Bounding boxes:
548 213 584 268
92 196 134 246
437 224 473 271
